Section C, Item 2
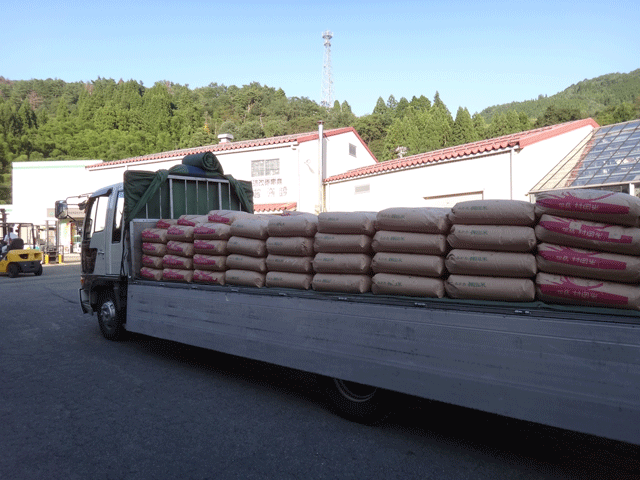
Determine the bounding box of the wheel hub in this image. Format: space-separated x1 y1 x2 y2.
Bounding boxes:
100 300 117 328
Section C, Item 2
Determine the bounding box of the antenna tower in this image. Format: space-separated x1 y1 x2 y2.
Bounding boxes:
321 30 333 108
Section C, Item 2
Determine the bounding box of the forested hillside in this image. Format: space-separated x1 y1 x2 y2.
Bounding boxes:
1 70 639 203
480 69 640 123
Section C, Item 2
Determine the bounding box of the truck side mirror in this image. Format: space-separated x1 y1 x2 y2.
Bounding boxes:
54 200 68 219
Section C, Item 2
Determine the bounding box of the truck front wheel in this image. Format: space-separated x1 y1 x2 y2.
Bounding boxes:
97 292 125 341
324 377 392 424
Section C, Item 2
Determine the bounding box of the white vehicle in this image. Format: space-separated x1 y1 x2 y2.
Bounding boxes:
66 164 640 445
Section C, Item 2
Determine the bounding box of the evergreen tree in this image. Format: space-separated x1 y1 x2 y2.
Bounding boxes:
395 97 410 119
472 113 487 139
451 107 478 145
372 97 388 116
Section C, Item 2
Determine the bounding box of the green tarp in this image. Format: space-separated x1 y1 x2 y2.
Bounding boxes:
123 151 253 224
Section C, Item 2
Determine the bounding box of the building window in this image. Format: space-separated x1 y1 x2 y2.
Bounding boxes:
349 143 357 157
354 184 370 194
251 159 280 177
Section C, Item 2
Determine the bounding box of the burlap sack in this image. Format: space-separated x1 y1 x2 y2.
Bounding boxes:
193 254 227 271
445 275 535 301
447 225 537 252
142 254 164 269
535 215 640 255
230 216 270 240
142 242 167 257
207 210 251 224
268 213 318 237
266 255 314 274
166 241 195 258
313 233 372 254
445 249 537 278
535 189 640 227
371 253 445 277
536 243 640 283
266 237 315 256
266 272 313 290
375 207 451 233
162 254 194 270
193 270 226 285
371 273 445 298
313 253 371 274
193 239 228 255
141 228 168 244
227 254 268 273
318 212 377 235
166 225 195 242
227 236 267 257
162 268 194 283
139 267 163 281
156 219 178 229
372 231 448 255
536 272 640 310
225 269 266 288
177 214 210 227
193 223 232 240
312 274 372 294
449 200 536 226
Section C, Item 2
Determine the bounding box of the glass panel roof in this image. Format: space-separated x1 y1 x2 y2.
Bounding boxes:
531 119 640 192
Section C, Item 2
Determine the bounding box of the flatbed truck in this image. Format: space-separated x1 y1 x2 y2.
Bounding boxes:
68 168 640 446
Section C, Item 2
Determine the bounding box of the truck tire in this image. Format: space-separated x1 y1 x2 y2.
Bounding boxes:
7 263 19 278
324 377 392 424
34 264 43 276
97 292 125 341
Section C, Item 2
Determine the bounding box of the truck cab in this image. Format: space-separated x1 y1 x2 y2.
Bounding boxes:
77 184 127 321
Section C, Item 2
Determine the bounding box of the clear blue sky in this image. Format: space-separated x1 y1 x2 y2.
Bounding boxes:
2 0 638 117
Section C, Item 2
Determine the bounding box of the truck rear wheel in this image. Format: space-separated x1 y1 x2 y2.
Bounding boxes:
34 264 43 276
97 292 125 341
324 377 392 424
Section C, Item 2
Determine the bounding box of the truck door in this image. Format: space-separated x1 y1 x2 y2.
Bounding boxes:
81 190 111 276
107 189 125 276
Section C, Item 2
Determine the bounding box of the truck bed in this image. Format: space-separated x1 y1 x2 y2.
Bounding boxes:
125 279 640 445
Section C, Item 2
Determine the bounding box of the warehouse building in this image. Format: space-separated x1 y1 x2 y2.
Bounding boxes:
324 118 599 211
85 124 377 214
530 118 640 199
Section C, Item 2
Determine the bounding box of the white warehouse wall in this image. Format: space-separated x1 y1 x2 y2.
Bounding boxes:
325 124 596 212
11 160 102 224
326 151 513 212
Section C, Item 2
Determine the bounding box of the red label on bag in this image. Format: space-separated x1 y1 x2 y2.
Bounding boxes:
538 192 629 214
539 277 629 306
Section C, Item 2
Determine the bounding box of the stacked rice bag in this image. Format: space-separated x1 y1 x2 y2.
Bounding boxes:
534 189 640 310
140 223 170 281
191 212 235 285
225 214 270 288
312 212 377 293
266 213 318 290
371 207 450 298
161 215 204 283
445 200 537 302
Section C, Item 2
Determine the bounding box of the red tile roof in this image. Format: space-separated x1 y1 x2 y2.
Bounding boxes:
325 118 599 183
88 126 376 169
254 202 297 213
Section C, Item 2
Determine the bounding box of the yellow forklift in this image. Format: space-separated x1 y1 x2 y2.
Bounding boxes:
0 211 44 277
